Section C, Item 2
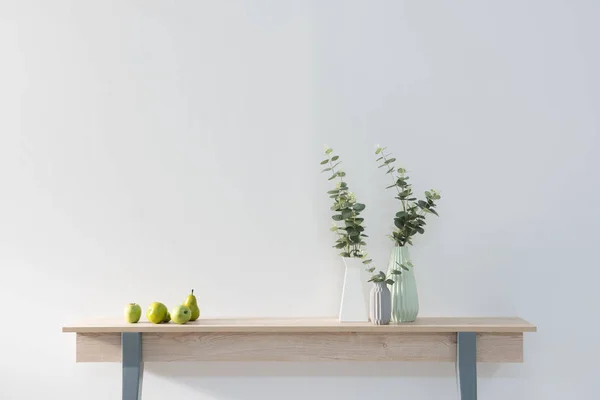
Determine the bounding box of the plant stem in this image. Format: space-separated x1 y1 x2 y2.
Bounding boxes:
381 153 406 211
328 157 350 255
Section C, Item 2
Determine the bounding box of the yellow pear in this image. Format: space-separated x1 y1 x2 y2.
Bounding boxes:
183 289 200 321
146 302 168 324
162 311 171 323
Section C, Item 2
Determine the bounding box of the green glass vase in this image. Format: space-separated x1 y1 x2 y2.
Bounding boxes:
387 245 419 322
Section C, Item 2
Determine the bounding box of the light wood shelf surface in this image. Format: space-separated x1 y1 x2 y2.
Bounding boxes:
63 317 536 334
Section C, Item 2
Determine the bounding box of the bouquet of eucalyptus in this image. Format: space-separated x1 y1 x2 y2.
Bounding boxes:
321 147 370 261
375 145 441 247
321 147 393 283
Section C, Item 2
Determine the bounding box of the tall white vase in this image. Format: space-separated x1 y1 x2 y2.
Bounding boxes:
339 257 369 322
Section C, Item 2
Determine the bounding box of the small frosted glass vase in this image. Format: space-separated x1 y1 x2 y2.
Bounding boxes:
387 245 419 323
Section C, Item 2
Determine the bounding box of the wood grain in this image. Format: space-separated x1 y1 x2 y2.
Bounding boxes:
76 333 121 363
64 317 536 334
76 332 524 363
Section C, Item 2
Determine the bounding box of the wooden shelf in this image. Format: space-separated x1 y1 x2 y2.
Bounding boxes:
63 316 536 334
64 316 535 400
63 316 535 364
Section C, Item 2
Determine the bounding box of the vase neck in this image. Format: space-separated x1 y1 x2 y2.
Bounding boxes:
390 245 411 266
342 257 363 268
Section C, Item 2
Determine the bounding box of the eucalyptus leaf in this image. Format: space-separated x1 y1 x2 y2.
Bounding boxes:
352 203 366 211
341 209 353 219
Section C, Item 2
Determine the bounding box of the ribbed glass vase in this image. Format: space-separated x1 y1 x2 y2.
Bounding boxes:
370 282 391 325
387 245 419 322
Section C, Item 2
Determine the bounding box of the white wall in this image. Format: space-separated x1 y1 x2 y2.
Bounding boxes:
1 1 599 399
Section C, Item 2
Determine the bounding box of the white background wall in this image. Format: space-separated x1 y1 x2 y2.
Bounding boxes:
1 1 599 399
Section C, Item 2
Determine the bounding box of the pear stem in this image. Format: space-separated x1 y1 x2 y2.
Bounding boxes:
192 289 194 295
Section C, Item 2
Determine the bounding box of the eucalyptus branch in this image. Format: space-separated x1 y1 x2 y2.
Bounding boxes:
320 146 376 275
368 270 397 285
376 147 401 194
327 158 345 245
379 151 406 211
375 145 441 247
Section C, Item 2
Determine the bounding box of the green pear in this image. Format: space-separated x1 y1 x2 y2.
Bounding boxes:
146 302 168 324
124 303 142 323
162 311 171 323
183 289 200 321
171 305 191 324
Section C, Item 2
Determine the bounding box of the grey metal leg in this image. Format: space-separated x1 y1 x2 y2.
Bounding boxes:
122 333 143 400
457 332 477 400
